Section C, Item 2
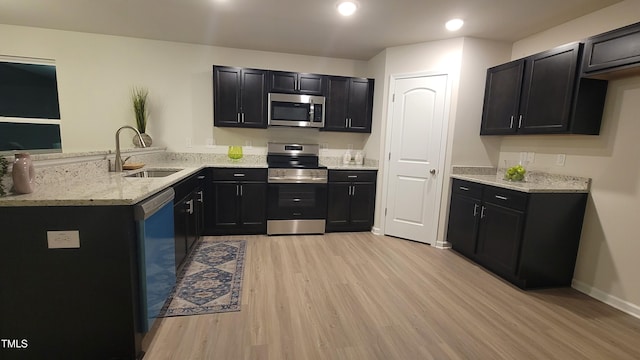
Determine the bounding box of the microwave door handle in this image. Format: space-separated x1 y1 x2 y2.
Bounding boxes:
309 103 314 122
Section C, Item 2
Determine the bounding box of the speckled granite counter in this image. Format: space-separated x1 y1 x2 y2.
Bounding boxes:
0 150 378 207
451 166 590 193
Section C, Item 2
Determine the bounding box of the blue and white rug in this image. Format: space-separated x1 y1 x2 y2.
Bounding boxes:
160 239 246 317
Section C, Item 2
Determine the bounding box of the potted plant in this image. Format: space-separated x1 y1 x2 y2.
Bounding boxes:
132 86 152 147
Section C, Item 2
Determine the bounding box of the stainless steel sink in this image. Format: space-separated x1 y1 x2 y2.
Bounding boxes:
124 169 182 178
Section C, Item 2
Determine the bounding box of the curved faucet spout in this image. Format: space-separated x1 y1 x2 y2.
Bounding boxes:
114 125 146 172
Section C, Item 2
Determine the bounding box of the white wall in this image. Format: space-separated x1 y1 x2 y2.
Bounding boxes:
0 24 370 153
505 0 640 316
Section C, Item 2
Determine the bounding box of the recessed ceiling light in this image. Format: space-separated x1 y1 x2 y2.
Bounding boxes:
445 18 464 32
337 1 358 17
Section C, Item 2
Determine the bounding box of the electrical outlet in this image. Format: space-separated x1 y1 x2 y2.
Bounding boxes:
347 143 353 150
186 137 192 148
47 230 80 249
245 140 252 149
519 152 527 163
556 154 566 166
206 138 214 147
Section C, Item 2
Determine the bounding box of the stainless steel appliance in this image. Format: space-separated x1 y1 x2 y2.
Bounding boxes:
268 93 325 128
267 143 328 235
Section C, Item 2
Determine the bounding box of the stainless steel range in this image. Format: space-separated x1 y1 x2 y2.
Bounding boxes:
267 143 328 235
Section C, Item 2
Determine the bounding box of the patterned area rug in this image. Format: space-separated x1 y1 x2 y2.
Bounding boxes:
159 238 246 317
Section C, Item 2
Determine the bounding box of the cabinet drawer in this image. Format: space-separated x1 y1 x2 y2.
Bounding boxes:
451 179 483 199
211 168 267 182
329 170 377 182
483 186 528 211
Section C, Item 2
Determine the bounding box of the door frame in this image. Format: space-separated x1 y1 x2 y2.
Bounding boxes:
380 71 453 246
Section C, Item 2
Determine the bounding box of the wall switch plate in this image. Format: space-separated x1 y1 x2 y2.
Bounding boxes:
47 231 80 249
556 154 566 166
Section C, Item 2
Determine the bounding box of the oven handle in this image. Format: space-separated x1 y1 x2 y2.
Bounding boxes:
268 177 327 184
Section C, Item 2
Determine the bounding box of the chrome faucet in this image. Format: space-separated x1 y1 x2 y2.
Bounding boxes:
114 125 146 172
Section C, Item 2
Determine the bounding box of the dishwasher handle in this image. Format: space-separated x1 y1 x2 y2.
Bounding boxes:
134 188 175 220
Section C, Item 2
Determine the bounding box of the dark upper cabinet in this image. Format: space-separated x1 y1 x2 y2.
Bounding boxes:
582 21 640 77
324 76 374 133
446 178 588 289
269 71 325 95
213 65 267 128
326 170 377 232
480 43 608 135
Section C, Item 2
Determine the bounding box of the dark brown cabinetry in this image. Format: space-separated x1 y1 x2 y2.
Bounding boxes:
213 65 268 128
583 21 640 77
173 170 206 269
480 42 608 135
324 76 374 133
326 170 377 232
447 178 588 289
210 168 267 234
269 71 325 95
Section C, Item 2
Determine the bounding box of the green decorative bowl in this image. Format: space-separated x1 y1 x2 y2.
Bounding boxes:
228 146 243 160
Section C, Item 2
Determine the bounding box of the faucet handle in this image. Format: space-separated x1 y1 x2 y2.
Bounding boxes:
122 156 131 165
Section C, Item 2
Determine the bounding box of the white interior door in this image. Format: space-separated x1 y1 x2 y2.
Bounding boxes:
384 74 448 244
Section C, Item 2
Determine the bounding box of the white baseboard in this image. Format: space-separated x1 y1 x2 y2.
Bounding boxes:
572 279 640 320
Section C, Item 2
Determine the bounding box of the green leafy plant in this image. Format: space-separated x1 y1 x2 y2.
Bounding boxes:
0 156 9 196
132 86 149 133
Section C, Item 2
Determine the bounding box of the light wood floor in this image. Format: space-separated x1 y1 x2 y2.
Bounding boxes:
143 233 640 359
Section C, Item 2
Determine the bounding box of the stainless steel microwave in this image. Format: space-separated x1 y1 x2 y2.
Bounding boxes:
268 93 325 128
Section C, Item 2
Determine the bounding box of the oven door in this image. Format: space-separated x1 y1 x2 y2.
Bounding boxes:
267 183 327 220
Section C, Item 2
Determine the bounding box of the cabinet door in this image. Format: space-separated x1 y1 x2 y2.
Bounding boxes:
270 71 298 93
346 78 373 132
324 76 350 130
326 182 351 231
240 69 267 128
349 182 375 230
213 182 241 228
519 43 580 133
582 21 640 75
447 194 481 258
298 73 325 95
480 59 524 135
476 203 525 278
239 182 267 229
173 198 189 269
213 66 241 126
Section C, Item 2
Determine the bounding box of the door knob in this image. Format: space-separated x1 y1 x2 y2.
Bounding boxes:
430 169 437 175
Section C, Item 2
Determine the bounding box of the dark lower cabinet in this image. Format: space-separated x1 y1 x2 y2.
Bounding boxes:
0 206 143 359
326 170 377 232
210 168 267 235
173 171 207 270
447 178 588 289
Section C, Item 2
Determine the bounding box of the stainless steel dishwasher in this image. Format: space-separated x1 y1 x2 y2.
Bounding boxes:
134 188 176 332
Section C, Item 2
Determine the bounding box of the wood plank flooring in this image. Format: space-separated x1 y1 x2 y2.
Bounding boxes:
143 233 640 359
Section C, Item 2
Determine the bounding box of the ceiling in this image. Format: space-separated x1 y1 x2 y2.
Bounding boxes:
0 0 622 60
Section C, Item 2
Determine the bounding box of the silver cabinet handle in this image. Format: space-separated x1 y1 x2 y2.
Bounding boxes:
351 185 356 196
473 204 479 217
347 175 358 178
197 175 205 180
349 118 352 128
459 186 469 191
240 184 243 196
495 195 508 200
197 190 204 202
345 118 349 128
237 113 241 123
233 173 245 177
241 113 245 123
236 185 239 196
518 115 523 128
186 199 194 214
480 206 486 219
510 115 514 129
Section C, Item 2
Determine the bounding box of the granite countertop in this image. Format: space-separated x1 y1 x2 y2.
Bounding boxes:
0 155 379 207
451 166 590 193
